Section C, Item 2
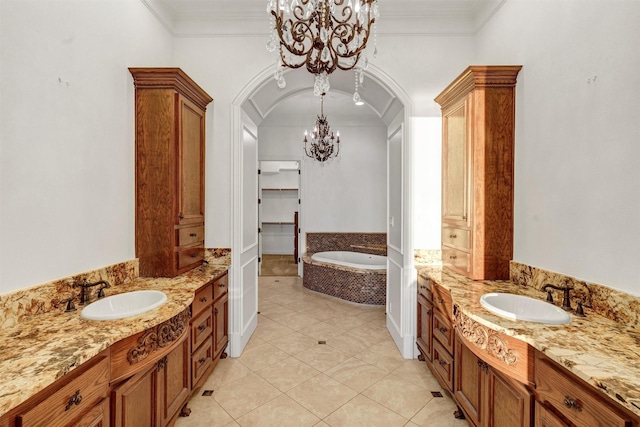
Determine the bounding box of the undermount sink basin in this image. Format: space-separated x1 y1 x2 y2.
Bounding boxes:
80 290 168 320
480 293 571 325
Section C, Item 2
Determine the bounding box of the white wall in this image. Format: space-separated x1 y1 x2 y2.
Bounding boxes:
259 124 387 233
476 0 640 294
0 0 174 293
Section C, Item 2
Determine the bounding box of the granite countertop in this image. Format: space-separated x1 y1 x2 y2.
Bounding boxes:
0 263 228 418
418 265 640 417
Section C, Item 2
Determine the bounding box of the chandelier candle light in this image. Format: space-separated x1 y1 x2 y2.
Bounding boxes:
266 0 379 101
304 93 340 162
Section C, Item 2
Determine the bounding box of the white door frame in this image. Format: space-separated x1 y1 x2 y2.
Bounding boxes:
230 65 416 358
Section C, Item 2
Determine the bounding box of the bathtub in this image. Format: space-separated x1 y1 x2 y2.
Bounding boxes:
311 251 387 270
303 251 387 305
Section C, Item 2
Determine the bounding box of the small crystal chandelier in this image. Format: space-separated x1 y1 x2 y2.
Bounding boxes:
304 94 340 162
266 0 379 101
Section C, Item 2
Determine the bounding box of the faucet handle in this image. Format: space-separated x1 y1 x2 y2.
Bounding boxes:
546 290 554 303
97 286 107 299
575 301 586 317
64 297 77 312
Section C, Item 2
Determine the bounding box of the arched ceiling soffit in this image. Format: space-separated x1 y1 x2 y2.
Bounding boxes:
243 67 402 127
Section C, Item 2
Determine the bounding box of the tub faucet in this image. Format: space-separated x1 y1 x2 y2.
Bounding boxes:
542 283 574 311
74 279 111 305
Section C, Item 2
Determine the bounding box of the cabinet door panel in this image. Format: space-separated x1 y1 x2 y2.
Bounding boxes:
177 95 205 225
111 368 156 427
416 294 433 362
442 99 470 224
213 293 229 358
486 367 533 427
454 335 483 427
157 336 190 426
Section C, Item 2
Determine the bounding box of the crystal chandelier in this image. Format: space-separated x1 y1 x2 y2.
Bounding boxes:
304 94 340 162
266 0 379 101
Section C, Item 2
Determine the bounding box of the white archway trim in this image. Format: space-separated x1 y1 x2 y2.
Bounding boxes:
230 64 417 359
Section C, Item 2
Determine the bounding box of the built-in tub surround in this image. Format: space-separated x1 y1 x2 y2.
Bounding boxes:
303 254 386 305
510 261 640 329
306 232 387 255
419 265 640 418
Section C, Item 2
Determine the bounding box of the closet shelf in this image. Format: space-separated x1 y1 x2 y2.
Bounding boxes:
261 221 295 225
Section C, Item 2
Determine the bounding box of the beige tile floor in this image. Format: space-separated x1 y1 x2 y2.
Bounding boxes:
175 276 468 427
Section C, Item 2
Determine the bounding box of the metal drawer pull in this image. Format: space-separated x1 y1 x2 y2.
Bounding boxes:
449 234 457 238
438 359 447 366
449 255 457 260
191 253 197 258
439 327 448 334
198 324 206 331
190 233 197 237
219 283 226 287
65 390 82 411
199 357 206 365
200 297 207 303
438 298 444 304
563 396 582 411
426 310 432 315
214 308 219 315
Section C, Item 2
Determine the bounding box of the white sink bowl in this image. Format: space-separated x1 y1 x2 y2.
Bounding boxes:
80 290 168 321
480 293 571 325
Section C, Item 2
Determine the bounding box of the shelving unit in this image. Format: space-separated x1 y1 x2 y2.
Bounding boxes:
258 161 300 274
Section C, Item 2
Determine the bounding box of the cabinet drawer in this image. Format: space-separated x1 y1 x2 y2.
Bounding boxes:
192 337 213 388
178 224 204 247
442 247 470 275
177 247 204 270
417 275 432 301
535 353 633 427
535 401 569 427
191 307 213 350
442 226 470 250
16 353 110 426
193 282 213 316
433 309 454 354
433 340 454 392
213 273 228 300
432 283 454 321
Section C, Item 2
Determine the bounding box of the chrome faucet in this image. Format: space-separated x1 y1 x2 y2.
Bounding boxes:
542 283 574 311
74 279 111 305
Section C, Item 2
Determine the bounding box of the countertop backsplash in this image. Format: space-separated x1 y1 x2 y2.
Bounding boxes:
510 261 640 330
0 248 232 330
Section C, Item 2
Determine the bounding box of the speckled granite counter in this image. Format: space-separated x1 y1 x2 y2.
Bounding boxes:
0 263 228 418
418 265 640 418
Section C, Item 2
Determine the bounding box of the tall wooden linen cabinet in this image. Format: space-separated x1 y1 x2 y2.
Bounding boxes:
129 68 213 277
435 66 521 280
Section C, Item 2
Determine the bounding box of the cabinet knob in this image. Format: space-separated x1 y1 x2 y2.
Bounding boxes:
563 396 582 411
426 310 432 315
179 213 184 220
191 253 197 258
214 307 219 315
64 390 83 411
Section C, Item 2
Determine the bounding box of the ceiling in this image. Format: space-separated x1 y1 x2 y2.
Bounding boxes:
142 0 506 36
140 0 505 126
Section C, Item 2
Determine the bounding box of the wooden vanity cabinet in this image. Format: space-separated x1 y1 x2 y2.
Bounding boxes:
420 280 455 393
0 350 110 427
130 68 213 278
190 272 229 389
534 351 638 427
435 66 522 280
454 333 533 427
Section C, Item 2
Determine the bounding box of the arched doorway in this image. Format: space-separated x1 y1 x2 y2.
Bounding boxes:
228 66 417 359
